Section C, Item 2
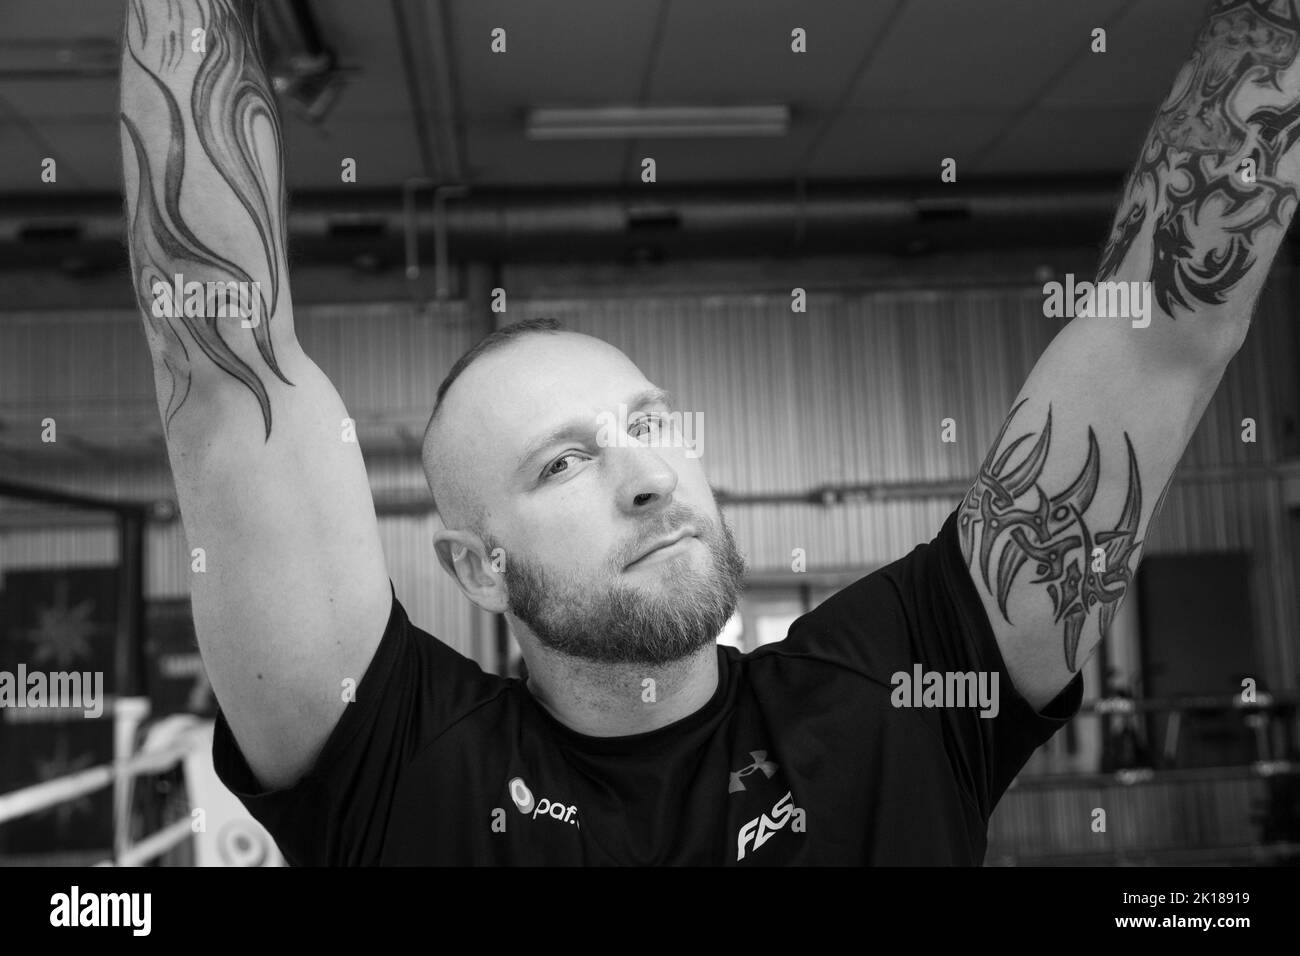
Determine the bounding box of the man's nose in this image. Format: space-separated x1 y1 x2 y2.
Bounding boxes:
613 446 679 514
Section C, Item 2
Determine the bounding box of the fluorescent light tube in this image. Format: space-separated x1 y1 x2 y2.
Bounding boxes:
526 105 789 140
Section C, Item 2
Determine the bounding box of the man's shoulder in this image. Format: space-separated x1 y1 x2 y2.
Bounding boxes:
738 536 937 690
385 596 520 729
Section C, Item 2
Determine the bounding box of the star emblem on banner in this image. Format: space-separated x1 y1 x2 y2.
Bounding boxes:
22 578 100 669
34 736 97 830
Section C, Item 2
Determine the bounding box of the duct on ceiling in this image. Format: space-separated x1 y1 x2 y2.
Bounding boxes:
0 179 1123 271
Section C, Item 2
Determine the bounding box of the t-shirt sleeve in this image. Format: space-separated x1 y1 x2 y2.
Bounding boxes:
211 584 510 866
783 507 1083 822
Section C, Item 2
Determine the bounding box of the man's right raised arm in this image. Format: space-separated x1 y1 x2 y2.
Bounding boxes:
120 0 391 789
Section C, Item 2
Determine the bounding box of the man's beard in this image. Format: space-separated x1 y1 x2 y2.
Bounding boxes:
490 504 746 667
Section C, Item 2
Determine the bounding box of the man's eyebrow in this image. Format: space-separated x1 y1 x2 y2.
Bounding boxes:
629 386 674 410
516 419 591 475
514 387 676 476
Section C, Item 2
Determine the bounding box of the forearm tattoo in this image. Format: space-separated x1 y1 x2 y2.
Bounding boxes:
958 401 1145 672
122 0 290 438
1099 0 1300 313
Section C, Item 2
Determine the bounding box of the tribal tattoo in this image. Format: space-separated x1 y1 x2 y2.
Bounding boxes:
1099 0 1300 313
122 0 290 438
957 401 1144 673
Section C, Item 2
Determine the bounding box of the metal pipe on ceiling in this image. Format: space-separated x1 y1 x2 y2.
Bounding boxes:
5 461 1285 529
0 180 1124 268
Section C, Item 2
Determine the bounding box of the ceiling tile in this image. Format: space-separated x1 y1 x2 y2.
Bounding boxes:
1044 0 1203 108
848 0 1128 110
451 0 662 111
0 119 113 191
464 126 625 185
3 0 121 36
649 0 898 103
972 107 1154 176
308 0 420 120
806 108 1015 179
0 79 116 120
282 118 425 188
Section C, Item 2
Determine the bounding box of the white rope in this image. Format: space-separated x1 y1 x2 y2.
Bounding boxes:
98 817 195 867
0 766 115 826
0 736 198 825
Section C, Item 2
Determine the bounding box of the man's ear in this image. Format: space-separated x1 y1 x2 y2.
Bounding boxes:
433 528 509 613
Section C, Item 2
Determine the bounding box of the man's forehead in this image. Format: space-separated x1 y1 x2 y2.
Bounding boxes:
451 331 651 424
430 332 659 505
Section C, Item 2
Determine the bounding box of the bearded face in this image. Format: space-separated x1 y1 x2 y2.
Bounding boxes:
491 502 747 668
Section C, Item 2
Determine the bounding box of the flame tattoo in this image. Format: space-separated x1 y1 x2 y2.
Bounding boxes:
191 0 287 323
122 0 291 439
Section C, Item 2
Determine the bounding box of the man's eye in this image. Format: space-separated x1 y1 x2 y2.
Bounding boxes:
543 453 582 479
629 414 664 439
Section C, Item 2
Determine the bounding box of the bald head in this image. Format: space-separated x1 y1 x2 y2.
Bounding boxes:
422 321 659 534
423 318 563 529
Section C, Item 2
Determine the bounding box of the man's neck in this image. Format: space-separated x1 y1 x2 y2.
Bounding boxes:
521 642 719 738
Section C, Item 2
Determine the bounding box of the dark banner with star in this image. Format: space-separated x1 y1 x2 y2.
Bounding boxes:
0 568 117 860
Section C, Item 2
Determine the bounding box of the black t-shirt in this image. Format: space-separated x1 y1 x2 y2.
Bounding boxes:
213 508 1083 865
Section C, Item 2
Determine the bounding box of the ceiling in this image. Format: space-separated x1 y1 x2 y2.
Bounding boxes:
0 0 1202 194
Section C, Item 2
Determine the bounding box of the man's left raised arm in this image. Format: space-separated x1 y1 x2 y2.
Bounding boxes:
959 0 1300 710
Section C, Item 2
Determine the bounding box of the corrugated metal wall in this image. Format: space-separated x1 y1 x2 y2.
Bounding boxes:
1 277 1295 686
986 774 1272 864
0 300 497 666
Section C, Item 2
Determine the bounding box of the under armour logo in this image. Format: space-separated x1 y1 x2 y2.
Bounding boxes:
728 750 778 793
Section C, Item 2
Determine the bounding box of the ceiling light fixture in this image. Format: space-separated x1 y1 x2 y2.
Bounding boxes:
526 105 789 140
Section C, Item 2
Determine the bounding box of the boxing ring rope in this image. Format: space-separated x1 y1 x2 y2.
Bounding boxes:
96 819 195 868
0 696 208 866
0 766 119 826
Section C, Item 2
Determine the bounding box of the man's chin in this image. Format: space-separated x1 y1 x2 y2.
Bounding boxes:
517 592 735 668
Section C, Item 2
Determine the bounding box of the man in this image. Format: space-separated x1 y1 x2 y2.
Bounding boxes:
119 0 1291 864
